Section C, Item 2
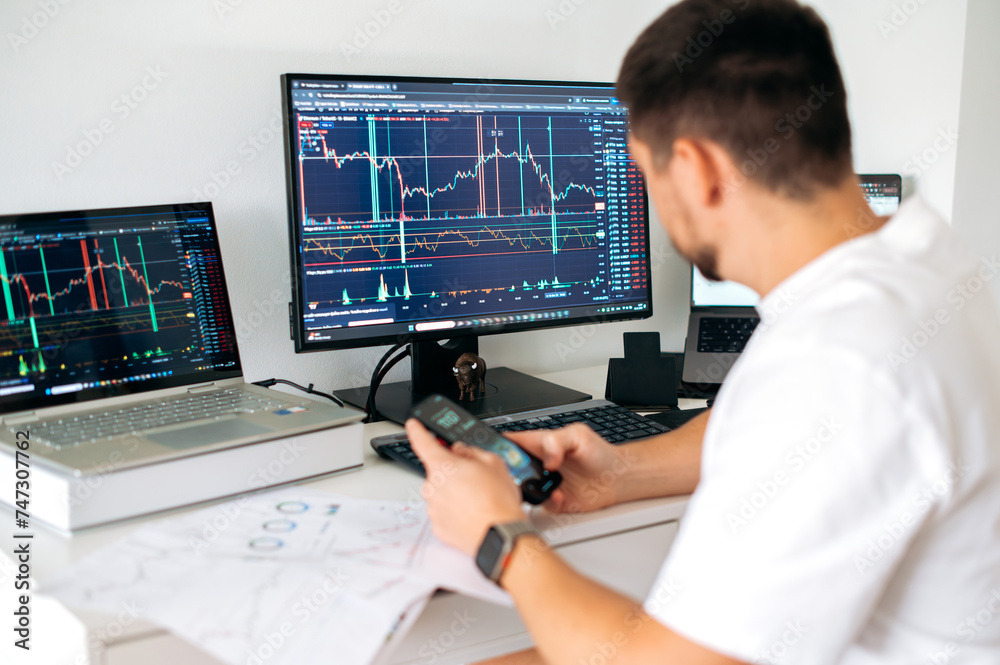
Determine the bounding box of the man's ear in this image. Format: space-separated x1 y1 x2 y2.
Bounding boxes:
670 138 733 209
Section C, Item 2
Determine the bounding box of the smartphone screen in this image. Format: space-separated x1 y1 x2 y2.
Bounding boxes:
425 401 540 483
410 393 562 498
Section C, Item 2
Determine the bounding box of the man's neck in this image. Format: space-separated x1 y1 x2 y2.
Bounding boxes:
722 179 888 298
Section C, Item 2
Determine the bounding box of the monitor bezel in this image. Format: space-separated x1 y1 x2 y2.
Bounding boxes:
0 201 244 414
281 72 653 354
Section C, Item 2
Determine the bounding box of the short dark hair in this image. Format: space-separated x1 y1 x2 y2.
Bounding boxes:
617 0 853 199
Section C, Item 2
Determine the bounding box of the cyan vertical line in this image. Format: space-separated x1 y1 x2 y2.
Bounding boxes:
547 116 558 254
518 117 525 217
113 238 128 305
368 117 380 226
38 245 55 315
0 248 15 321
29 316 38 349
136 236 158 333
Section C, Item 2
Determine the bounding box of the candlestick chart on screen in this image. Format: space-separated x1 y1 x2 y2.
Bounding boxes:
0 220 216 386
292 111 646 326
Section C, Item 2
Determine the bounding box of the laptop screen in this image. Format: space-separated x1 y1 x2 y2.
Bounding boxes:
0 202 242 413
691 174 903 308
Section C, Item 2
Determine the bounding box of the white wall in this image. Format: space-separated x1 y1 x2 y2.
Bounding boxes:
0 0 971 394
951 0 1000 306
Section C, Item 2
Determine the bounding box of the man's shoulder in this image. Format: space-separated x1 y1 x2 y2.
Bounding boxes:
757 202 997 374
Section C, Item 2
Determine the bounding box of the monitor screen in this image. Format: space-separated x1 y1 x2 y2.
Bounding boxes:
281 74 651 352
0 203 241 412
691 173 903 308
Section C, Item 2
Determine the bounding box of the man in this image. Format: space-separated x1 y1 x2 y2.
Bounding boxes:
407 0 1000 663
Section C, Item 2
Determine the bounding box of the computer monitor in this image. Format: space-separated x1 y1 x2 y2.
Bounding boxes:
281 74 652 423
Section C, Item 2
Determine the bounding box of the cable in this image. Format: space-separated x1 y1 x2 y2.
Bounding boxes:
366 342 411 422
252 378 345 407
365 341 407 417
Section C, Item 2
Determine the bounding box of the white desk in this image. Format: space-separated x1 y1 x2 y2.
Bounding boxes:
7 365 698 665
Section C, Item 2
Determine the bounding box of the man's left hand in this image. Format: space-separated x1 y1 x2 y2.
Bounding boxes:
406 419 526 556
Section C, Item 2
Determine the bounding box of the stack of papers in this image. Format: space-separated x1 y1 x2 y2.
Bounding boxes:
42 489 511 664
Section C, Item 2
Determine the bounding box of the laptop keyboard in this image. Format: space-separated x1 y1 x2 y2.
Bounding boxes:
697 316 759 353
19 388 295 450
371 399 673 476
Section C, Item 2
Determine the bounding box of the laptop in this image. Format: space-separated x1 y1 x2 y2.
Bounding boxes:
0 202 363 477
681 174 903 385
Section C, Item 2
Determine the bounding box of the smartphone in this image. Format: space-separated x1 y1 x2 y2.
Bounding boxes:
410 394 562 505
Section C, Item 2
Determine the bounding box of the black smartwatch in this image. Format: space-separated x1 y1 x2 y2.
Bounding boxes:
475 521 540 584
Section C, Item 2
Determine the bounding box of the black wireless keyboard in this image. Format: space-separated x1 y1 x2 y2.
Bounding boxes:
370 399 677 476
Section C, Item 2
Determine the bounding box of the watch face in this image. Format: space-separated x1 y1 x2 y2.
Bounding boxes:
476 527 505 578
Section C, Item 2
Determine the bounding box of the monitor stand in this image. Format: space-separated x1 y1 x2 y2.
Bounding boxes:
335 338 591 425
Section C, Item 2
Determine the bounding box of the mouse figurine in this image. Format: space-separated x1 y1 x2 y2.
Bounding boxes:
453 352 486 401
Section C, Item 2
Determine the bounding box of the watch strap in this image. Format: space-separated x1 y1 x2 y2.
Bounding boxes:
479 520 539 583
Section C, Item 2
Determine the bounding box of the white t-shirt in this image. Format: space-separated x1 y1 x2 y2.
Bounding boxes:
645 197 1000 665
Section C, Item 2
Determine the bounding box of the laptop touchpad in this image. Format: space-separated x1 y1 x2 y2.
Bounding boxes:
149 419 273 449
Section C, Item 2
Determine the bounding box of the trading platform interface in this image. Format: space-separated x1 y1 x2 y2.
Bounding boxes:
284 76 650 350
0 204 240 410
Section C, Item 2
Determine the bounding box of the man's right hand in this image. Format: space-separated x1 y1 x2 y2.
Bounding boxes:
506 423 637 514
508 409 710 514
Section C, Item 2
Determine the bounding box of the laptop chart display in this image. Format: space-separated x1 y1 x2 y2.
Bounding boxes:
0 203 241 412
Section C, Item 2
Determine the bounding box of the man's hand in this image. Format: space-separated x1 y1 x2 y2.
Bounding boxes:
407 419 526 557
507 423 636 514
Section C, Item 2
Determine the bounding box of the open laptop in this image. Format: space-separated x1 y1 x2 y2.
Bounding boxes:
681 174 903 385
0 202 363 477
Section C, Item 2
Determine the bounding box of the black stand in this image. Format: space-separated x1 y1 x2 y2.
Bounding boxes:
605 332 678 409
336 338 591 425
